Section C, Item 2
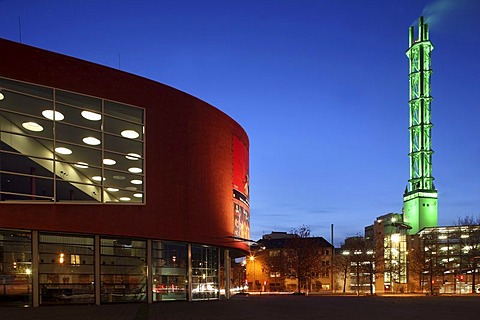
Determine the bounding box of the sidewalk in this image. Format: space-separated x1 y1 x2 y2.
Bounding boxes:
1 294 479 320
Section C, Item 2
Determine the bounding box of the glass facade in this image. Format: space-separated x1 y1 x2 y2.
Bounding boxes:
419 226 480 294
0 77 145 203
0 229 229 306
39 233 94 304
152 241 187 301
383 233 407 286
191 245 219 300
100 238 147 303
0 229 32 306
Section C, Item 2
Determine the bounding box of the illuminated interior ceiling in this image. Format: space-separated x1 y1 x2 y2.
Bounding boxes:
0 78 144 203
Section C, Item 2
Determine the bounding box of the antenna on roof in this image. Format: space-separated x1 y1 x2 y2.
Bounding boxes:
18 16 22 43
118 53 121 70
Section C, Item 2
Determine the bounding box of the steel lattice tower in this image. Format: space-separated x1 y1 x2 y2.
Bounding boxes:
403 16 438 234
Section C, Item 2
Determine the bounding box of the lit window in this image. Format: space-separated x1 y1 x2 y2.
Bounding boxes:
71 254 81 265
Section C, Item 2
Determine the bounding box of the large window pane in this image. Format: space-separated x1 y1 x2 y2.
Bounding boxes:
55 90 101 114
39 233 94 305
104 127 143 156
0 172 53 201
0 131 54 159
0 229 32 306
104 169 144 202
56 180 100 202
100 238 146 303
0 78 53 100
191 246 219 300
152 241 187 301
54 143 102 170
0 152 53 177
0 110 53 140
0 88 52 116
104 101 143 124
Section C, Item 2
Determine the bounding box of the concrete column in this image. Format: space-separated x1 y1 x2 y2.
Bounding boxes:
187 244 192 301
224 249 231 299
94 235 101 305
32 230 39 307
147 239 153 303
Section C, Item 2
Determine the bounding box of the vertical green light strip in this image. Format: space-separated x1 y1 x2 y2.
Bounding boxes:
405 16 435 193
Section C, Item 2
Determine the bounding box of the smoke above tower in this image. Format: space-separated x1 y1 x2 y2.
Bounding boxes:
420 0 479 31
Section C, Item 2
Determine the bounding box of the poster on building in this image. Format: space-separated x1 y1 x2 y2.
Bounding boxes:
233 135 250 240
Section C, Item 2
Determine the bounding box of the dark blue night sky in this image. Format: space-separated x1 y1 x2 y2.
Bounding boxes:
1 0 479 245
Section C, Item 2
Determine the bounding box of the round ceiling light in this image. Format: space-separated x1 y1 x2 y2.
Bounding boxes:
130 179 142 185
22 121 44 132
121 130 139 139
83 136 101 146
103 158 116 165
0 92 4 100
126 187 137 191
92 176 105 181
81 110 102 121
133 193 143 198
74 162 89 169
120 197 131 201
128 167 142 173
113 175 126 180
126 153 141 160
55 147 72 155
42 110 64 121
107 187 119 192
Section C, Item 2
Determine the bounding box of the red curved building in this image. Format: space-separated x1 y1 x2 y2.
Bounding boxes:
0 38 250 306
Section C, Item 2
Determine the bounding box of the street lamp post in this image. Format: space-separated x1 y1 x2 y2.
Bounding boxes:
249 255 255 292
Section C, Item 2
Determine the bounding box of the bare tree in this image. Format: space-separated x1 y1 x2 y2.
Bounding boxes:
284 225 325 293
333 249 350 293
262 249 287 291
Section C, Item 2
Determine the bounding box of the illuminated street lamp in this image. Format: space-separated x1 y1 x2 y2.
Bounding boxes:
249 255 256 291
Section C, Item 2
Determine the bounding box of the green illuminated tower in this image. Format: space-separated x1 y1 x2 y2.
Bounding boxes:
403 16 438 234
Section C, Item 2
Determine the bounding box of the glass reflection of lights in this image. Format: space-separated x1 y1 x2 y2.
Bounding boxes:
126 153 141 160
103 158 116 165
128 167 142 173
81 110 102 121
121 129 139 139
83 136 101 145
74 162 89 168
55 147 72 155
42 109 64 121
22 121 44 132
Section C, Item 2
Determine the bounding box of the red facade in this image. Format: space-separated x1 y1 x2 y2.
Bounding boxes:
0 38 249 254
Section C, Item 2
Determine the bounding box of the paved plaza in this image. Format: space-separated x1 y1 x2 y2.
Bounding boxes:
1 295 480 320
